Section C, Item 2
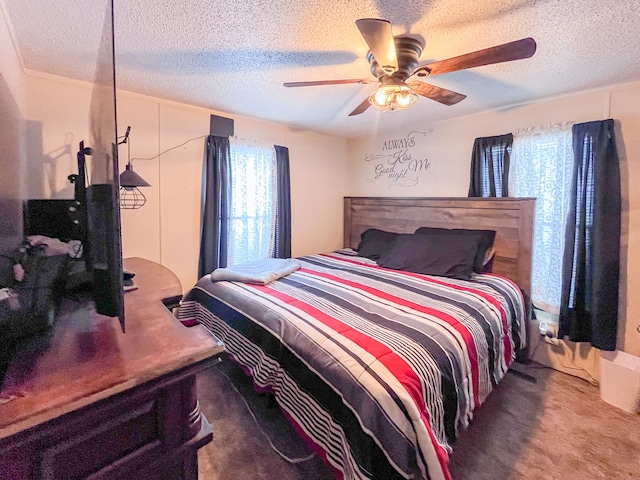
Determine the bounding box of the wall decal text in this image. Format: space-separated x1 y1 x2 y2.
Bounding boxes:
364 129 434 188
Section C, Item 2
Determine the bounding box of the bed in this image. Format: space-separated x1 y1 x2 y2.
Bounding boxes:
177 197 535 480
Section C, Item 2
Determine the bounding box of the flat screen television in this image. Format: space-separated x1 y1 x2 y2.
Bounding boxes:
24 138 125 329
77 141 124 328
0 0 123 385
20 1 123 333
21 0 124 330
82 0 124 330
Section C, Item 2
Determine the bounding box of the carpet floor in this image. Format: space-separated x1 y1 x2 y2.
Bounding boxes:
197 355 640 480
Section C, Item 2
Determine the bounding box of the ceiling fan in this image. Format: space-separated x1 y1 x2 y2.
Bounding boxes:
284 18 537 116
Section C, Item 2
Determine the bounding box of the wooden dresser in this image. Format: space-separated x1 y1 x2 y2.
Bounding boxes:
0 258 223 479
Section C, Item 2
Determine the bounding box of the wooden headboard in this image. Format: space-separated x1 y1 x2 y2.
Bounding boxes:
344 197 535 299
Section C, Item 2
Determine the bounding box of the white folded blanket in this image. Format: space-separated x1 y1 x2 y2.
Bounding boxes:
210 258 301 285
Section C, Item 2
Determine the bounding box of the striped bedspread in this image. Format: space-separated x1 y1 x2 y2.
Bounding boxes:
177 251 526 480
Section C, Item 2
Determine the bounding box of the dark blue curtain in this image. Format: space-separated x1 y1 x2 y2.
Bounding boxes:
198 135 230 278
273 145 291 258
559 119 620 350
468 133 513 197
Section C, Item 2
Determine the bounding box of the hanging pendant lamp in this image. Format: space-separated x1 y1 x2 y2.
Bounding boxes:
118 126 150 209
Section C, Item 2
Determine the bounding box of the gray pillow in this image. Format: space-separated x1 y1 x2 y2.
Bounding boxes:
414 227 496 273
377 233 477 280
356 229 399 260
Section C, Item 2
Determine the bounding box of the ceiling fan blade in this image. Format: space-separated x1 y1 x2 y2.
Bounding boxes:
408 81 467 106
355 18 398 75
348 97 372 116
413 37 536 77
284 78 374 87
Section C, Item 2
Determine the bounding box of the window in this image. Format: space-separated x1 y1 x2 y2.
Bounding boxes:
468 134 513 197
226 139 277 266
199 136 290 278
483 144 508 197
509 124 573 314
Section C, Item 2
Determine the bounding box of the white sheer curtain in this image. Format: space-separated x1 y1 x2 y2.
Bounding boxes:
509 123 573 314
227 138 277 266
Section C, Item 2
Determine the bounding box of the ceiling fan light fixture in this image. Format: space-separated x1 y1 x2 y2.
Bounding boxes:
283 18 536 117
368 83 418 112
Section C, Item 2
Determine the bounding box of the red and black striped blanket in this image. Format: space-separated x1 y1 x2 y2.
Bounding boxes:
177 251 526 480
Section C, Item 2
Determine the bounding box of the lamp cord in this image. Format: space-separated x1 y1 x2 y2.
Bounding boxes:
130 135 208 163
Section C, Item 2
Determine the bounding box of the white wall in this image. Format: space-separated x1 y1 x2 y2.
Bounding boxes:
0 2 24 114
347 83 640 371
24 74 349 292
23 75 91 200
0 3 26 254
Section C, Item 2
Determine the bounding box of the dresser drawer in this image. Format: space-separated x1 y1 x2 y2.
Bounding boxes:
40 399 161 479
0 369 211 480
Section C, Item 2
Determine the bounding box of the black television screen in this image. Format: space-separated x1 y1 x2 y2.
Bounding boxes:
83 0 124 330
79 144 124 327
0 0 123 386
19 1 124 332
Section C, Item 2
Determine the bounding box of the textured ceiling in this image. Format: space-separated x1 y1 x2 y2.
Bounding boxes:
4 0 640 138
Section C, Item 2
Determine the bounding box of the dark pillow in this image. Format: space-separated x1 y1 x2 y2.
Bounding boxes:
377 234 477 280
356 229 399 260
414 227 496 273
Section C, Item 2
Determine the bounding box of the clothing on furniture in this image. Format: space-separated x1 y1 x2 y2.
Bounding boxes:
210 258 300 285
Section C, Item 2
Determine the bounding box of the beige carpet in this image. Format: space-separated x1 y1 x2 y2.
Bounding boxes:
197 356 640 480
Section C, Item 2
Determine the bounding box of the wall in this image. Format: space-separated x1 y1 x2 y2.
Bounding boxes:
23 75 91 200
347 83 640 374
24 73 349 291
0 3 26 256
